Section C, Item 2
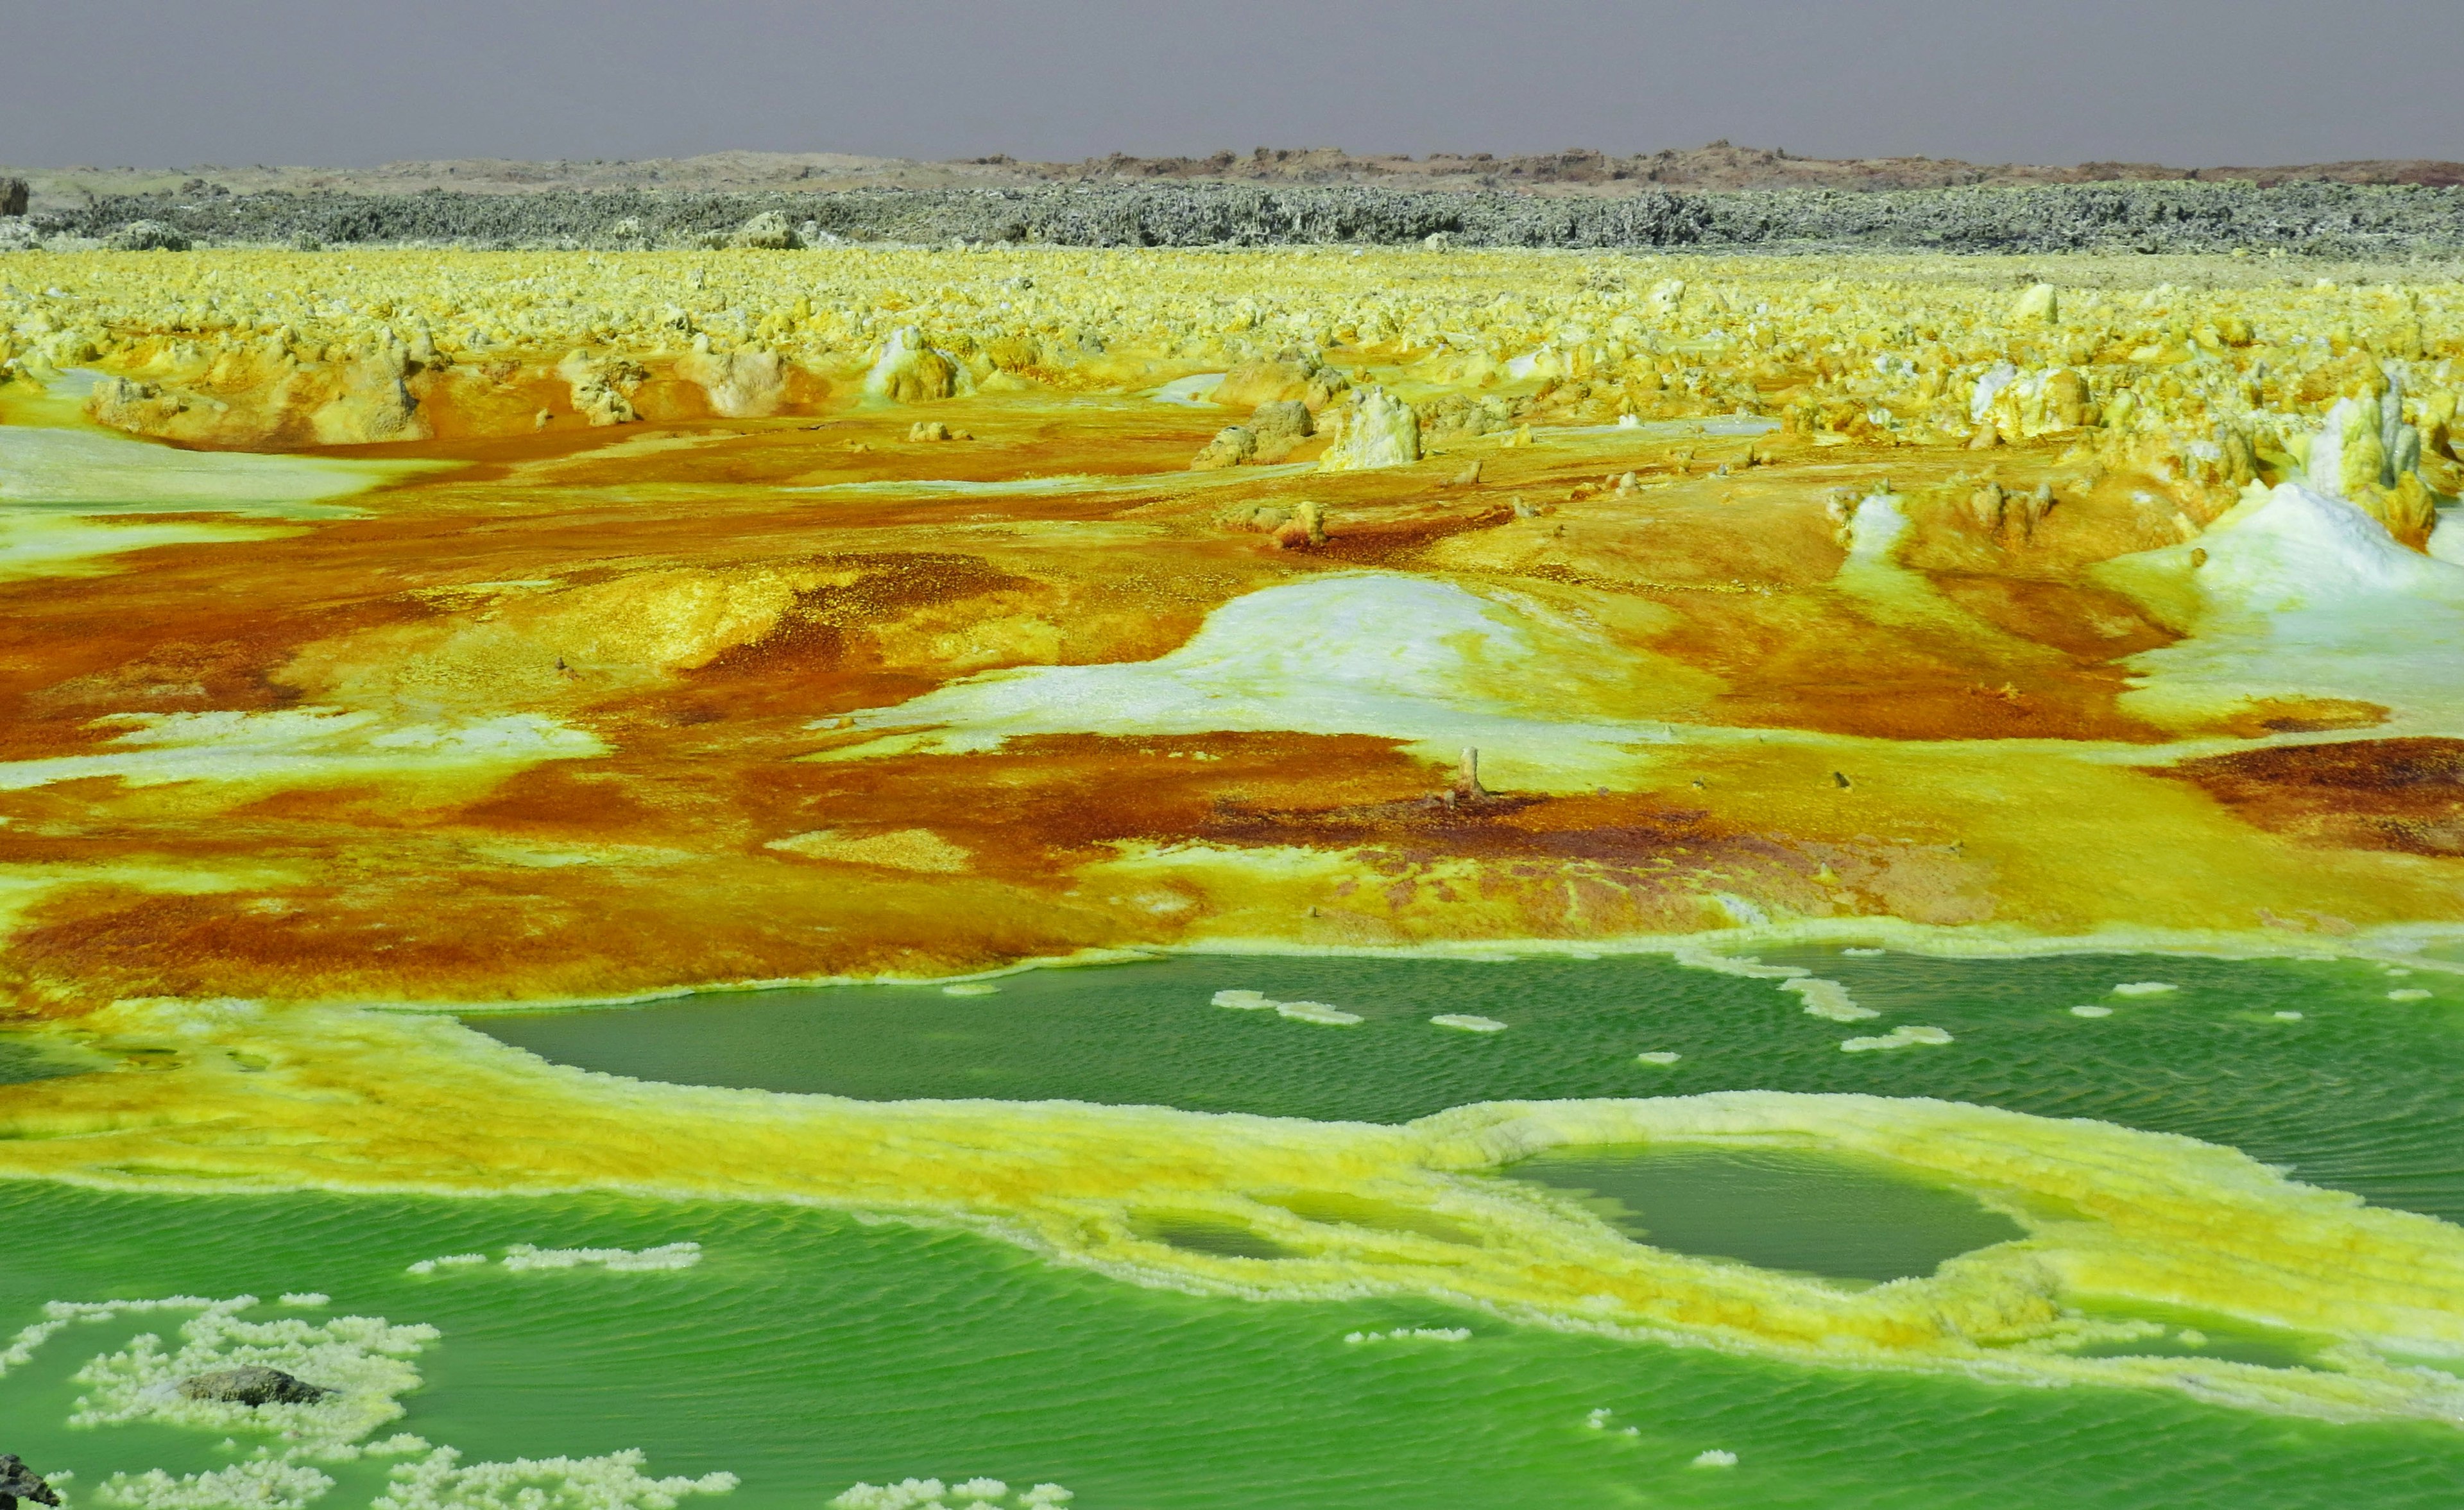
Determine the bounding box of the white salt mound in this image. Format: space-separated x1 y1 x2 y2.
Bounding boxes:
2111 982 2177 997
832 1479 1070 1509
1841 1025 1953 1052
1780 976 1879 1022
2069 1005 2113 1018
1692 1450 1739 1468
1276 1000 1364 1025
2389 989 2432 1001
1636 1051 1682 1065
1430 1014 1507 1033
1213 988 1361 1024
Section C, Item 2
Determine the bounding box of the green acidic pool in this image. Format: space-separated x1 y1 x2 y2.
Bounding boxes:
1504 1143 2028 1283
468 950 2464 1220
4 1182 2462 1510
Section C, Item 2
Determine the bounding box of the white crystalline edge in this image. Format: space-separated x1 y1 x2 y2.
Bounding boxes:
279 1292 330 1307
1840 1025 1955 1052
831 1478 1073 1509
2069 1005 2114 1018
1777 977 1879 1022
2390 990 2432 1001
1691 1450 1740 1468
2111 982 2178 997
406 1254 488 1276
98 1458 336 1510
1210 988 1274 1009
1343 1327 1471 1343
1636 1051 1682 1064
498 1242 703 1273
1429 1014 1507 1032
0 708 606 795
373 1448 739 1510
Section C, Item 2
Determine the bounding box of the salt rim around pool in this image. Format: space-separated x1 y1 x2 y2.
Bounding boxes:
4 996 2464 1428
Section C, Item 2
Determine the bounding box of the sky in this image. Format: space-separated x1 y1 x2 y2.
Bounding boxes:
3 0 2458 170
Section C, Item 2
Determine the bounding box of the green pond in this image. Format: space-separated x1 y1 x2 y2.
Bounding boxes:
3 948 2461 1507
1502 1143 2028 1284
474 948 2464 1220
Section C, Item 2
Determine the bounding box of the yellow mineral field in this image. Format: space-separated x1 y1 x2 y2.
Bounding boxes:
0 246 2457 1007
3 243 2463 1430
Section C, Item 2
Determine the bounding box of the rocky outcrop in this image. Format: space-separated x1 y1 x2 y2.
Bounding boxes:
559 350 644 425
675 337 788 417
862 326 959 403
0 178 28 218
1319 384 1420 471
175 1366 335 1406
1210 351 1347 411
1247 399 1314 460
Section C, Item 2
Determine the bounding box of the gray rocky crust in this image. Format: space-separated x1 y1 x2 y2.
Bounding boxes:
13 180 2463 257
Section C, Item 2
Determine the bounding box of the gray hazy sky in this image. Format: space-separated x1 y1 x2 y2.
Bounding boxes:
4 0 2458 170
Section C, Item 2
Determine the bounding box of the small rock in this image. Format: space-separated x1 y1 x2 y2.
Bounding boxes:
0 177 28 218
1190 424 1255 470
2008 282 2059 324
908 420 954 442
1450 459 1482 486
175 1366 334 1407
1271 499 1328 549
727 210 798 250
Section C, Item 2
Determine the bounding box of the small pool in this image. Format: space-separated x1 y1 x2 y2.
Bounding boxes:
1505 1143 2026 1283
0 1031 96 1086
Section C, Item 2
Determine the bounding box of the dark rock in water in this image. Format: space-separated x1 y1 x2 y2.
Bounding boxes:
0 1453 63 1509
175 1365 335 1406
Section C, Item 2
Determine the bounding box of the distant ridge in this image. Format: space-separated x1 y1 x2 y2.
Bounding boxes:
7 142 2462 208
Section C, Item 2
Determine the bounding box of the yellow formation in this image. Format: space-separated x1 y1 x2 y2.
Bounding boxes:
3 246 2463 1427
